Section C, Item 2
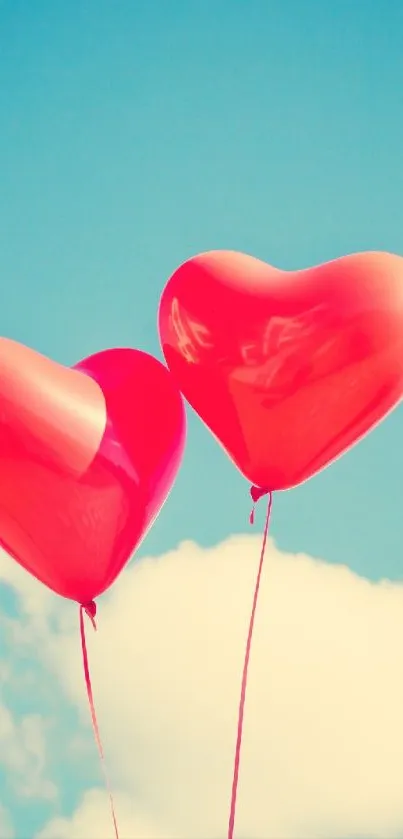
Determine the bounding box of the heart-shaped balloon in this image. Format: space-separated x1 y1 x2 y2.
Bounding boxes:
0 339 185 603
158 250 403 491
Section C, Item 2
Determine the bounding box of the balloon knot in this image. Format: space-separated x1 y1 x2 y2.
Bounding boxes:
250 485 269 504
249 486 270 526
82 601 97 630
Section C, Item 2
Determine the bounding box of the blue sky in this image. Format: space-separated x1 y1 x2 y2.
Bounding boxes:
1 1 403 837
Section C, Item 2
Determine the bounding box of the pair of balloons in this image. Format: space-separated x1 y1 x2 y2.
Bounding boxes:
1 250 403 605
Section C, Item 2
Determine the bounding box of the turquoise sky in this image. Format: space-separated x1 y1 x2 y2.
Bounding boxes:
1 1 403 835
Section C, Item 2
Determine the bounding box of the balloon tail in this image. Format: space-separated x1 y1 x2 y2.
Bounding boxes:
249 485 269 525
79 603 120 839
227 491 273 839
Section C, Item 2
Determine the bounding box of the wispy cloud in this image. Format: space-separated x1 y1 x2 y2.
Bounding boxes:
0 802 14 839
0 705 57 800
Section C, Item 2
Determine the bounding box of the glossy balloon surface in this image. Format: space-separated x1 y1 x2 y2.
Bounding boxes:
159 250 403 491
0 340 185 602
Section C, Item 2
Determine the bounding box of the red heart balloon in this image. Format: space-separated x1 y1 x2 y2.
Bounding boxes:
158 250 403 491
0 340 185 603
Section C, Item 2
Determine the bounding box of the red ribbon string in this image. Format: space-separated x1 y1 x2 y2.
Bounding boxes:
227 489 273 839
79 603 120 839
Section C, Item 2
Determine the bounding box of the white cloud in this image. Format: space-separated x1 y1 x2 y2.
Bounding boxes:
0 704 57 801
3 534 403 837
36 789 168 839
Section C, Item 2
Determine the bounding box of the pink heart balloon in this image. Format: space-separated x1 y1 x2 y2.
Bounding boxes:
159 250 403 491
0 339 186 603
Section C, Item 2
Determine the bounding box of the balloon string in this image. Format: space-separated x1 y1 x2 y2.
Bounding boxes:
227 490 273 839
79 604 120 839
